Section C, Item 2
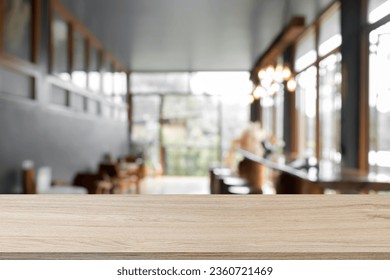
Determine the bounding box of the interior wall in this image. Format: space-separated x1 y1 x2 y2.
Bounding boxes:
0 1 129 193
0 99 128 193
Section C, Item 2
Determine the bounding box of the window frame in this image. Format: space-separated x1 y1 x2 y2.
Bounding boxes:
48 0 129 120
0 0 41 100
366 0 390 174
293 0 342 160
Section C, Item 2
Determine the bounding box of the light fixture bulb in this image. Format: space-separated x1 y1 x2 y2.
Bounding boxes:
282 67 292 80
275 65 284 72
258 69 266 80
266 66 275 76
271 83 281 94
253 86 267 99
287 79 297 92
261 78 272 88
275 65 284 82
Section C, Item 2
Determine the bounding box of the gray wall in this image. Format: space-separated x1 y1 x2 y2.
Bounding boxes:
0 1 129 193
0 97 128 193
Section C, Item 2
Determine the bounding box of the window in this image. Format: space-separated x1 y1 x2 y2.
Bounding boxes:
48 0 129 120
319 53 342 163
319 9 342 56
318 7 342 163
102 59 113 97
132 95 161 171
0 0 37 100
295 29 316 73
162 95 220 176
295 29 318 158
368 14 390 174
72 31 87 89
274 88 285 145
294 4 342 161
88 47 101 92
3 0 33 61
113 71 127 104
51 13 70 81
368 0 390 23
131 73 191 94
296 66 317 158
261 96 275 139
130 72 251 176
255 57 288 149
189 71 252 158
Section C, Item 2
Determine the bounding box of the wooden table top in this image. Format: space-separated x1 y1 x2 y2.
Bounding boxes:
1 195 390 259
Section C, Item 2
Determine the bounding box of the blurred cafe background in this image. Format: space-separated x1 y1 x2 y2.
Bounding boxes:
1 0 390 195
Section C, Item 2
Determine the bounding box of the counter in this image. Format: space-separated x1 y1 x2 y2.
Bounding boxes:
237 149 390 193
1 195 390 259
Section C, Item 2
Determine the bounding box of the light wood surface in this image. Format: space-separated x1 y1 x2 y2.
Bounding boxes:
1 195 390 259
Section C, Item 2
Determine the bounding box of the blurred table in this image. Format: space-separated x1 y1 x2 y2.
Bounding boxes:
237 149 390 194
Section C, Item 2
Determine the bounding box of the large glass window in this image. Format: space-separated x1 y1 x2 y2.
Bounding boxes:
189 71 252 160
255 55 288 150
4 0 32 61
259 84 285 146
295 29 318 158
296 66 317 158
369 21 390 174
318 7 342 164
131 73 191 94
52 14 70 81
88 47 101 92
132 96 161 172
261 96 275 139
72 31 87 89
319 9 342 56
102 59 113 97
295 29 316 73
274 87 284 146
368 0 390 23
319 53 342 163
294 5 342 161
130 72 251 176
113 71 127 104
162 95 220 176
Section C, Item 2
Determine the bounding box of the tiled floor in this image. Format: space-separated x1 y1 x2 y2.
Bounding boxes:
140 176 210 194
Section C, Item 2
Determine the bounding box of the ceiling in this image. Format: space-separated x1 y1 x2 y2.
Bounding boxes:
61 0 332 72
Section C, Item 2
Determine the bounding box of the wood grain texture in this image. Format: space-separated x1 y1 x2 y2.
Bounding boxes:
1 195 390 259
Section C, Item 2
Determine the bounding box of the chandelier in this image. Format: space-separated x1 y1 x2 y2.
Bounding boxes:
252 65 297 100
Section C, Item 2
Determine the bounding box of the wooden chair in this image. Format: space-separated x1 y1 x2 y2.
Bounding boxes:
72 173 112 194
22 168 36 194
98 163 140 194
209 166 232 194
238 159 263 194
124 156 146 180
